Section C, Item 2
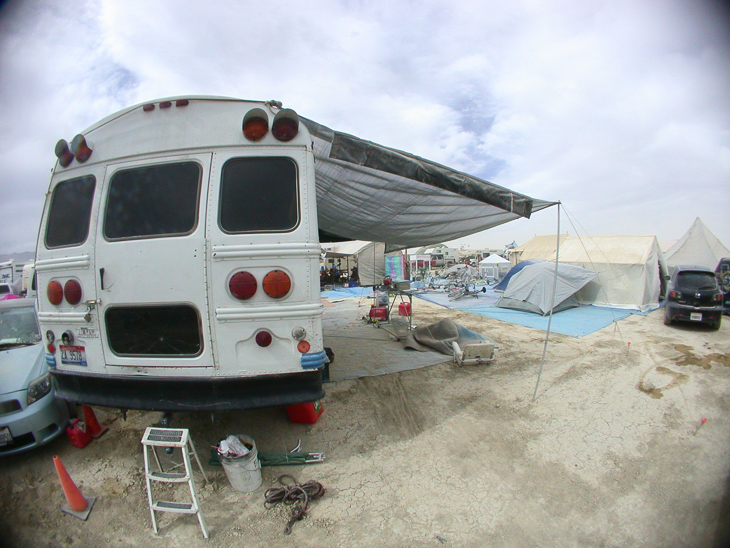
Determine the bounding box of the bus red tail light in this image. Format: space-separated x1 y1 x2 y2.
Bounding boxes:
229 271 257 300
47 281 63 305
70 134 93 163
272 109 299 141
263 270 291 298
297 340 311 353
255 330 272 347
55 139 74 167
64 279 83 305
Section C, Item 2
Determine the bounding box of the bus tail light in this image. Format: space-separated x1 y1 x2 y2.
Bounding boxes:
297 340 311 353
64 280 83 305
70 134 93 163
229 271 257 300
272 109 299 141
243 108 269 141
255 330 272 347
263 270 291 298
55 139 74 167
47 281 63 305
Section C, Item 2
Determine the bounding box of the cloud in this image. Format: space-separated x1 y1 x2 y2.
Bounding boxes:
0 0 728 254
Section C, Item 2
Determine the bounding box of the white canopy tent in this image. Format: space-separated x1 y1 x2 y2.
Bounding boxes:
478 254 510 281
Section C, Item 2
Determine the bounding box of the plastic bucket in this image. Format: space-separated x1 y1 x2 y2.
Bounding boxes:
218 435 262 492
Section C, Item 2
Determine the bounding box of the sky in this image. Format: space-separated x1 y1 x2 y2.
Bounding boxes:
0 0 728 256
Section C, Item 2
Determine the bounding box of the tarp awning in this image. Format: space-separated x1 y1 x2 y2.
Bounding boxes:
302 118 557 249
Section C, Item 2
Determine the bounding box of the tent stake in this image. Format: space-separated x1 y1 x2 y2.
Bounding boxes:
533 202 561 401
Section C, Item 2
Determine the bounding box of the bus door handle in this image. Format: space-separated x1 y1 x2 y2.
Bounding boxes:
100 268 105 290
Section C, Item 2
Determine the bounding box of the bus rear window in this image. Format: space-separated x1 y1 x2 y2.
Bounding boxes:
45 176 96 248
105 305 202 356
220 157 298 233
104 162 201 240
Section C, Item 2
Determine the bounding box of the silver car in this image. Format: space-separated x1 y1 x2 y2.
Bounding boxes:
0 298 70 456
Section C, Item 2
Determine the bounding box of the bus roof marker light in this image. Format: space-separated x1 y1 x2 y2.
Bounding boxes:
143 103 155 111
272 109 299 142
242 108 269 141
55 139 74 167
70 134 93 163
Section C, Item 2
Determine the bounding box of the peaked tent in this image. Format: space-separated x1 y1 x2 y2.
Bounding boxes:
664 218 730 271
493 259 544 292
301 117 557 249
478 255 510 281
496 262 596 315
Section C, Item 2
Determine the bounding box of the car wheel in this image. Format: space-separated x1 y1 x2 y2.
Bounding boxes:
711 320 721 331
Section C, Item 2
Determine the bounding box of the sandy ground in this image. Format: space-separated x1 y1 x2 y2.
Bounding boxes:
1 297 729 548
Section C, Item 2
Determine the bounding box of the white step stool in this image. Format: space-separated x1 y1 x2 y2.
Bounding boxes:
141 427 209 539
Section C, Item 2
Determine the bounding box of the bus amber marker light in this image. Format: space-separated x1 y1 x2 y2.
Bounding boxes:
262 270 291 298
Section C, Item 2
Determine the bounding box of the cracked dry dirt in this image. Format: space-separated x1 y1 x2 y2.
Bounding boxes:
1 298 729 547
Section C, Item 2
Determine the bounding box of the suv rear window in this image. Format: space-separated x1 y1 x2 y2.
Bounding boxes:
219 157 298 233
676 271 718 291
45 176 96 248
104 162 201 240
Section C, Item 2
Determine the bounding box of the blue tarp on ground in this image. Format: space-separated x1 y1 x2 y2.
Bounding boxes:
414 289 635 337
322 285 640 337
321 286 375 300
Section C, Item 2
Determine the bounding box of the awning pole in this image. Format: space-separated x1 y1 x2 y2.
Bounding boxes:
532 202 561 401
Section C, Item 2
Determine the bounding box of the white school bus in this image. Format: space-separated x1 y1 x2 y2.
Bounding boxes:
36 97 327 412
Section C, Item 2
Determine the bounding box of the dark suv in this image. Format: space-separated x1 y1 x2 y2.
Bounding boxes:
664 265 723 330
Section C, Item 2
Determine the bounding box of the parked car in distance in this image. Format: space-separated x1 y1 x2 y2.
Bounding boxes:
0 298 70 456
664 265 723 330
715 257 730 315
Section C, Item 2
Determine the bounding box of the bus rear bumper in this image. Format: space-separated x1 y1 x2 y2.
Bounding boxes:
50 369 326 412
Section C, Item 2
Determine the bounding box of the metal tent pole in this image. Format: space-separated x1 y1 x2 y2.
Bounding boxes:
533 202 561 401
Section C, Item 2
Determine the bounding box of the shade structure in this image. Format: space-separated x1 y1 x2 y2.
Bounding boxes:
302 117 557 250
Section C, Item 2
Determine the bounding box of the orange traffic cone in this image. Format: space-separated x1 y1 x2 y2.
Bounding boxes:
82 404 108 438
53 455 95 520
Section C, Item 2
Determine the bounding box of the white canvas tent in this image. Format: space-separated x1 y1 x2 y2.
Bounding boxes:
496 262 596 315
478 255 510 281
516 235 668 312
324 240 387 286
664 218 730 271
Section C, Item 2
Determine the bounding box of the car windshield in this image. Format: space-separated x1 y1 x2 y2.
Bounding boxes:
0 305 41 347
676 271 718 291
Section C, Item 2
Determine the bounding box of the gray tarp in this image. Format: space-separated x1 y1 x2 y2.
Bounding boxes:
301 118 557 250
497 262 596 315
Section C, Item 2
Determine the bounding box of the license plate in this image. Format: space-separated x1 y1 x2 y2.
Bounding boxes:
0 427 13 447
690 312 702 321
60 345 87 367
